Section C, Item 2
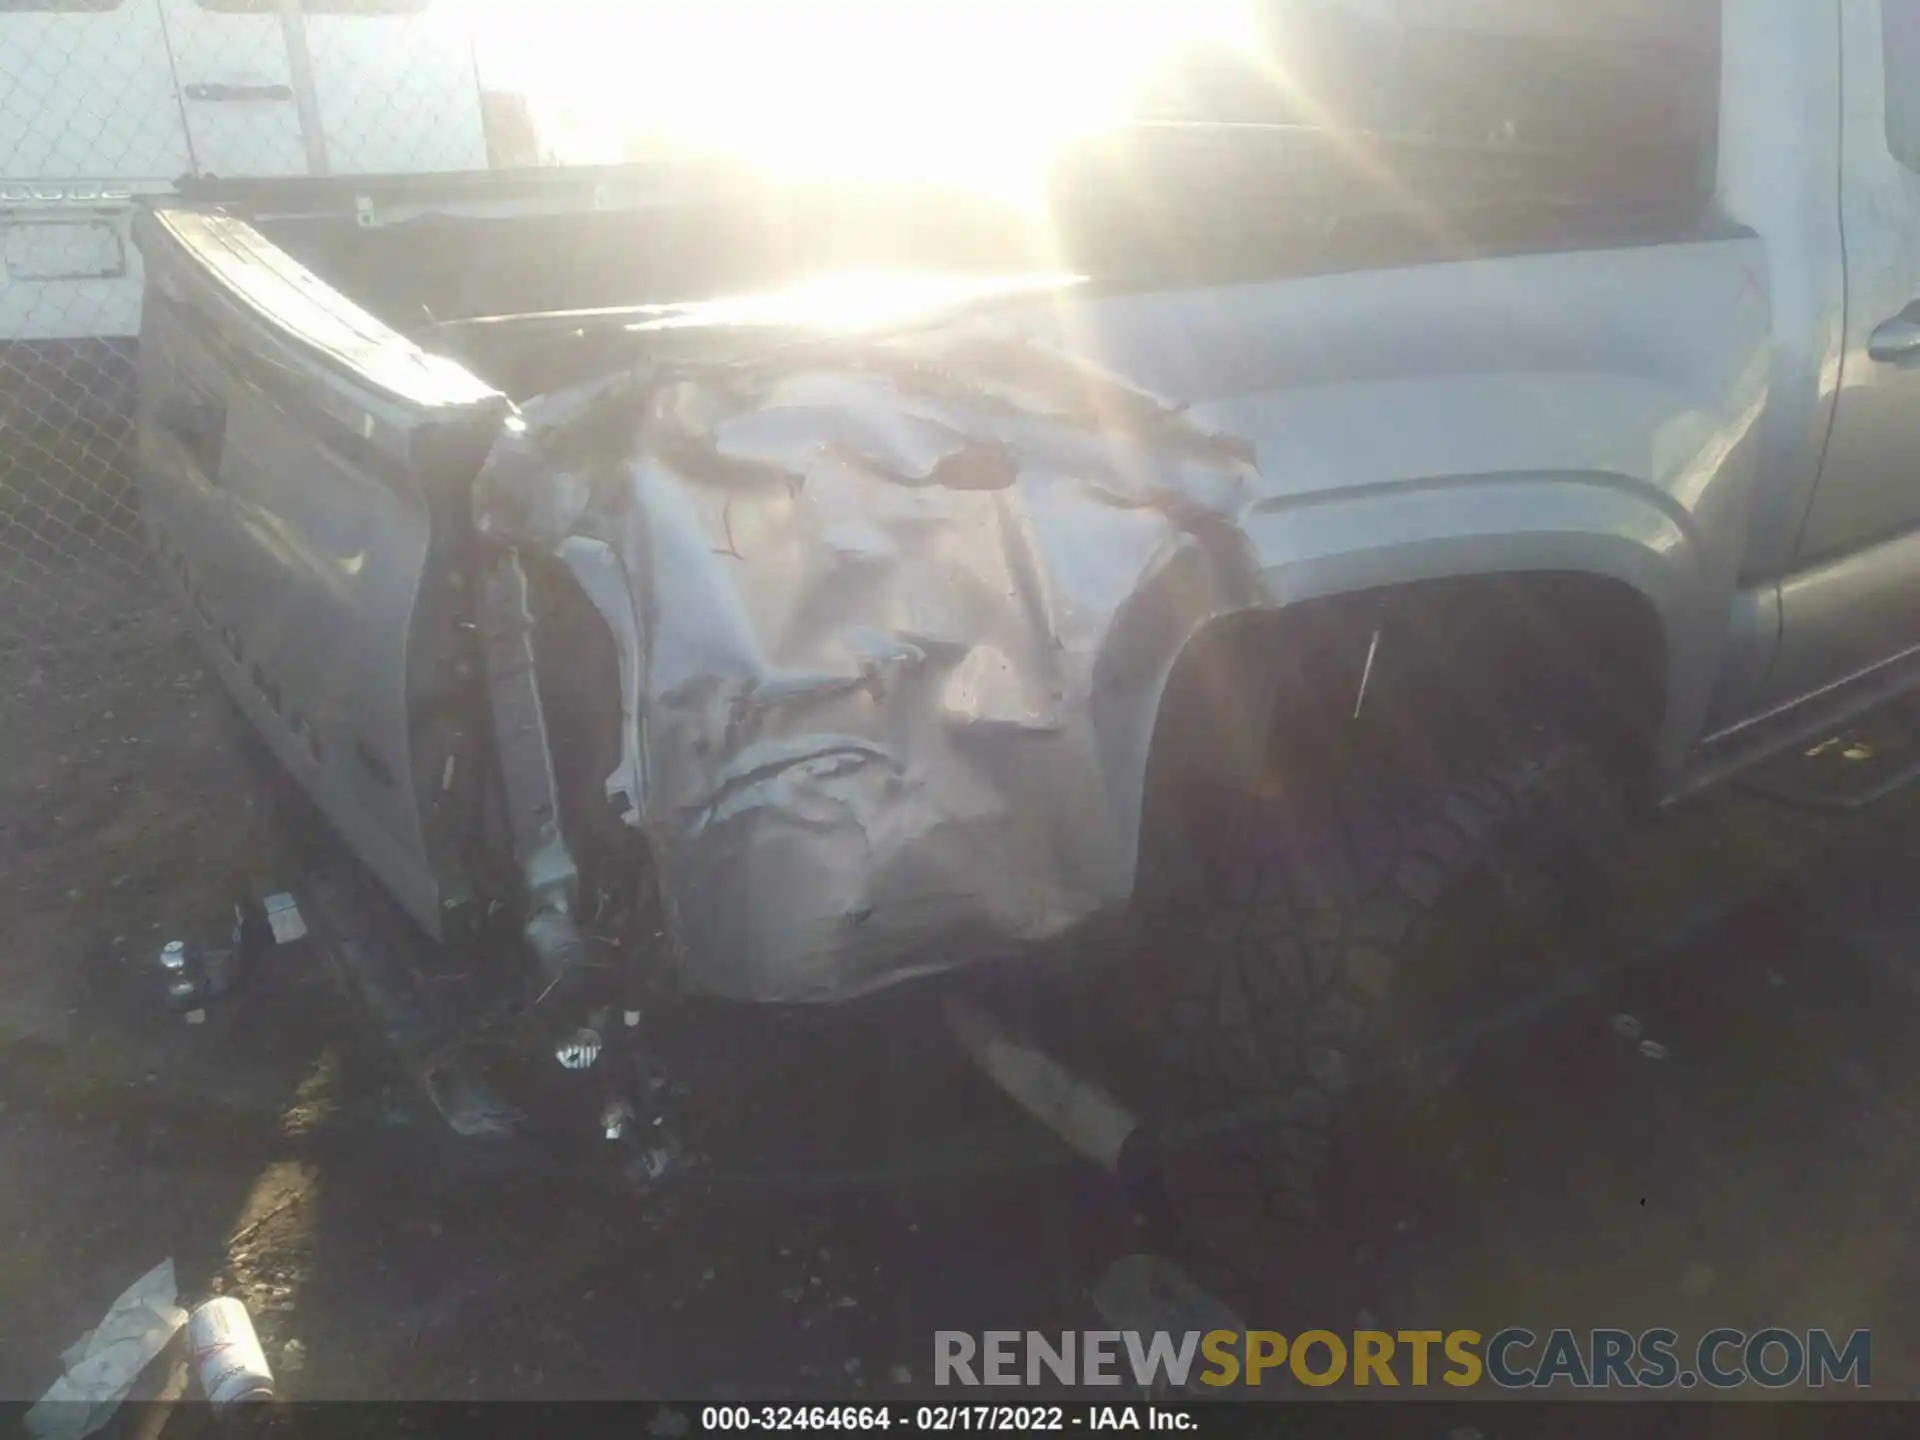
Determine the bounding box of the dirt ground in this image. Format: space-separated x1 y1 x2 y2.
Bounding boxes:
7 621 1920 1411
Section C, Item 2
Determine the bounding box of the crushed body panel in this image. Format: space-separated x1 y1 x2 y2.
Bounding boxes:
473 239 1771 1003
479 312 1265 1002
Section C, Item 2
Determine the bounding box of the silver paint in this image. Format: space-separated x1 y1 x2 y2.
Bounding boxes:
496 231 1772 1002
137 0 1920 1006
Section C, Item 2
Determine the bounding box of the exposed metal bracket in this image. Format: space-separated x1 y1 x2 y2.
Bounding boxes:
479 549 588 999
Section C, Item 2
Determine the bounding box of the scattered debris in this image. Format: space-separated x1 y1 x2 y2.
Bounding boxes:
1766 969 1787 988
1611 1014 1643 1040
944 997 1143 1177
188 1297 275 1405
889 1364 913 1386
262 893 308 946
157 931 245 1013
1639 1039 1670 1061
1093 1256 1246 1397
25 1258 187 1440
199 948 245 1000
601 1097 636 1141
844 1359 862 1378
280 1338 307 1373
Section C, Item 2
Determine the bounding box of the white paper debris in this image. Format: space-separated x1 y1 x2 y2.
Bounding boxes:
263 894 308 946
25 1258 187 1440
1091 1255 1249 1397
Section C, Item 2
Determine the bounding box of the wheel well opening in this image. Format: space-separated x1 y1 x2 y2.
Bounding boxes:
1142 573 1667 873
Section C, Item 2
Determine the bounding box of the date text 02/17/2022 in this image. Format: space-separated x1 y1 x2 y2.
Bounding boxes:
698 1406 1194 1431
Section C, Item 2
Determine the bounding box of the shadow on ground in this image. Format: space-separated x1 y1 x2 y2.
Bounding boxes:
7 629 1920 1406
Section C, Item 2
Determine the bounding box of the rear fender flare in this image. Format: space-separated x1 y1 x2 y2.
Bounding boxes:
1096 473 1718 888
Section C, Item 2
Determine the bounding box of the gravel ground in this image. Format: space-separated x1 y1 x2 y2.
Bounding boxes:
6 625 1920 1411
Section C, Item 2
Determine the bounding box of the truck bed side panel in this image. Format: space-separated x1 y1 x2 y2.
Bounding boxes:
133 206 506 936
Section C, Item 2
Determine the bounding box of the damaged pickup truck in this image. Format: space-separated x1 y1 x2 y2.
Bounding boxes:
132 0 1920 1241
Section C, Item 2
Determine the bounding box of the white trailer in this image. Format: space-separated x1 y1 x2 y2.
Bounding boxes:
1 0 494 341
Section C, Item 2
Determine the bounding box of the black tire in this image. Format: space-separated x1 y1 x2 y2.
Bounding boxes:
1123 723 1628 1259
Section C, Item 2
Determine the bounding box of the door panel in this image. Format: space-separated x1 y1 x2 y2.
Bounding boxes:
1765 0 1920 708
1764 527 1920 703
134 205 507 935
1800 0 1920 558
158 0 310 176
0 0 193 181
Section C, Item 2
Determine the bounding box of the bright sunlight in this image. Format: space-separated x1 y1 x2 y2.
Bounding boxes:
470 0 1259 203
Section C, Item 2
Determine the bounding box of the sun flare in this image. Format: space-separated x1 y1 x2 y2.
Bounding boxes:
471 1 1259 203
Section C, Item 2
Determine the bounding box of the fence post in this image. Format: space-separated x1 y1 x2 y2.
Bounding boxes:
274 0 331 178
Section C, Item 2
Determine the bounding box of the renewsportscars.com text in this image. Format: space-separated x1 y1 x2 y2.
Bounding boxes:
934 1327 1871 1390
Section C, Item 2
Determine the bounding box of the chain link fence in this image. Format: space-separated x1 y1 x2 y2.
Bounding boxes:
1 0 535 664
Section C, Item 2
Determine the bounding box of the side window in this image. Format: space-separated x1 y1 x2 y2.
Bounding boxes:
1886 0 1920 169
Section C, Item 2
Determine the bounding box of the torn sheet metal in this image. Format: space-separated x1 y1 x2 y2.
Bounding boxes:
475 314 1264 1003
